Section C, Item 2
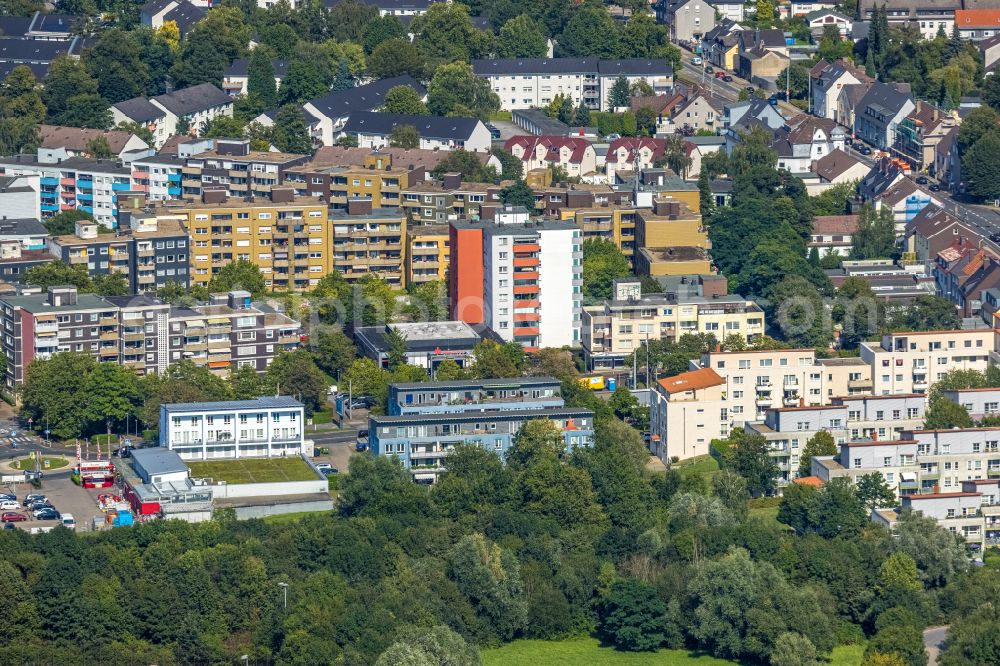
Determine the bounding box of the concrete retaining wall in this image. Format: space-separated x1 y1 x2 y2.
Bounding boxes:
232 498 333 520
211 479 328 499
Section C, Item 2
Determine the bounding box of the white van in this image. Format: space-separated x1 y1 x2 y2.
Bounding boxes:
61 513 76 530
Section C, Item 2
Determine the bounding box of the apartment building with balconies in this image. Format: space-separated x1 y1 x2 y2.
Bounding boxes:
179 139 309 199
282 150 425 210
649 367 728 463
129 153 185 202
159 396 305 460
48 216 189 294
581 278 765 369
406 225 449 285
148 188 331 292
166 290 301 374
401 176 501 224
746 394 926 483
330 197 407 287
859 329 994 395
387 376 565 416
371 378 593 481
0 286 171 388
0 152 133 228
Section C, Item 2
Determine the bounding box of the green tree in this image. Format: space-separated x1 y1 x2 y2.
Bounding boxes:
833 276 886 349
23 261 92 291
42 55 100 122
597 579 667 652
662 134 692 177
0 65 45 123
20 353 97 439
446 533 528 642
81 362 143 433
924 397 973 429
962 130 1000 201
247 48 278 108
470 339 526 379
202 115 246 139
798 430 838 477
229 363 271 400
92 272 129 296
582 237 630 301
712 469 750 517
498 14 548 58
310 329 356 379
411 3 493 62
608 75 631 109
367 39 426 80
811 181 857 216
499 181 535 208
42 209 95 236
142 359 233 423
342 357 392 410
889 294 960 331
84 29 150 103
57 94 112 130
864 626 927 666
271 104 312 155
207 258 267 298
279 60 328 105
852 204 897 259
388 124 420 149
771 633 821 666
85 136 113 158
558 4 621 58
170 7 250 88
376 625 481 666
383 85 429 115
266 349 330 415
434 359 467 380
725 430 781 497
894 508 969 587
490 147 523 180
766 275 831 348
362 14 407 54
427 62 500 119
384 327 408 370
856 472 896 513
430 149 494 182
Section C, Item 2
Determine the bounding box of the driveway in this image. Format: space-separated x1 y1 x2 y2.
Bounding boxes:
924 625 948 666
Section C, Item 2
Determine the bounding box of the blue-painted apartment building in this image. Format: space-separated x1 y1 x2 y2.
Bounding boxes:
373 376 594 481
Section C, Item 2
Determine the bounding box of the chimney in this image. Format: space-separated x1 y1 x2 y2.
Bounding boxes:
347 196 373 216
442 172 462 189
667 201 681 218
270 187 294 203
202 188 227 205
654 198 669 216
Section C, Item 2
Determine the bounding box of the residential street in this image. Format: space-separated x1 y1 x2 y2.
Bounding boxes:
923 625 948 666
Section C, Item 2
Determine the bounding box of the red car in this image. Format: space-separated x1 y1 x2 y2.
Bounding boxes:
715 71 725 79
2 512 26 522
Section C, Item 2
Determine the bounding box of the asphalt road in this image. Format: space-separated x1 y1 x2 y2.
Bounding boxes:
923 625 947 666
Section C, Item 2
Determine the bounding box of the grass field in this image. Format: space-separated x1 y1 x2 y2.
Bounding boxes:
673 455 720 478
187 457 317 484
10 456 69 471
483 639 865 666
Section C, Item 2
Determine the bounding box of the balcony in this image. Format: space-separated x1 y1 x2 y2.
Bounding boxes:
756 396 773 407
755 383 772 393
848 378 873 390
98 347 118 358
99 331 118 341
279 334 300 344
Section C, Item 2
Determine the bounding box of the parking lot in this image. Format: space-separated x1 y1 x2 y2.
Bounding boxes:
0 472 109 533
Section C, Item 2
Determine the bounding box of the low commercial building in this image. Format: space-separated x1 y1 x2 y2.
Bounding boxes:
159 396 306 460
581 278 765 369
121 447 214 523
354 321 499 372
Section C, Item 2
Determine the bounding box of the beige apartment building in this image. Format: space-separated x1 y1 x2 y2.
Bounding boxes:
649 367 728 463
859 329 994 395
331 198 408 287
152 188 332 292
581 278 765 369
406 225 449 286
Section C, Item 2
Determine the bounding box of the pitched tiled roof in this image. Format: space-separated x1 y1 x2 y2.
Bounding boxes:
811 148 865 181
606 137 666 164
813 215 859 235
657 367 724 395
39 125 147 154
505 136 593 164
955 8 1000 28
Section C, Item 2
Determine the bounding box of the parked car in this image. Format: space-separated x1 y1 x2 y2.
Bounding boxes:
321 467 339 476
1 512 25 522
61 513 76 529
0 500 19 511
315 462 332 472
692 56 702 65
915 175 929 185
0 494 16 502
486 123 501 140
722 75 734 82
23 494 46 506
3 523 15 530
349 396 376 410
858 146 872 156
929 183 941 191
33 509 60 521
714 70 725 78
989 233 1000 243
704 65 713 73
605 133 621 141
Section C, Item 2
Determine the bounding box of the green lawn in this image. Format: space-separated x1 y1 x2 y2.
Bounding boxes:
483 639 733 666
673 455 720 478
187 457 318 484
10 456 69 471
483 639 865 666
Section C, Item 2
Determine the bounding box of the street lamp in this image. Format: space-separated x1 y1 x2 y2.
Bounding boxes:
278 581 288 610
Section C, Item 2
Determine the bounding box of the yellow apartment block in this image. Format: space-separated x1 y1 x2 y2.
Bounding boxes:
559 206 640 259
407 225 450 286
331 198 408 287
633 198 712 276
153 188 332 292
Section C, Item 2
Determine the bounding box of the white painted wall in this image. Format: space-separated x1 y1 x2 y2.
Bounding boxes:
537 226 581 348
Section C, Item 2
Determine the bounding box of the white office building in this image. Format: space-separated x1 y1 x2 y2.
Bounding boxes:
159 396 305 460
